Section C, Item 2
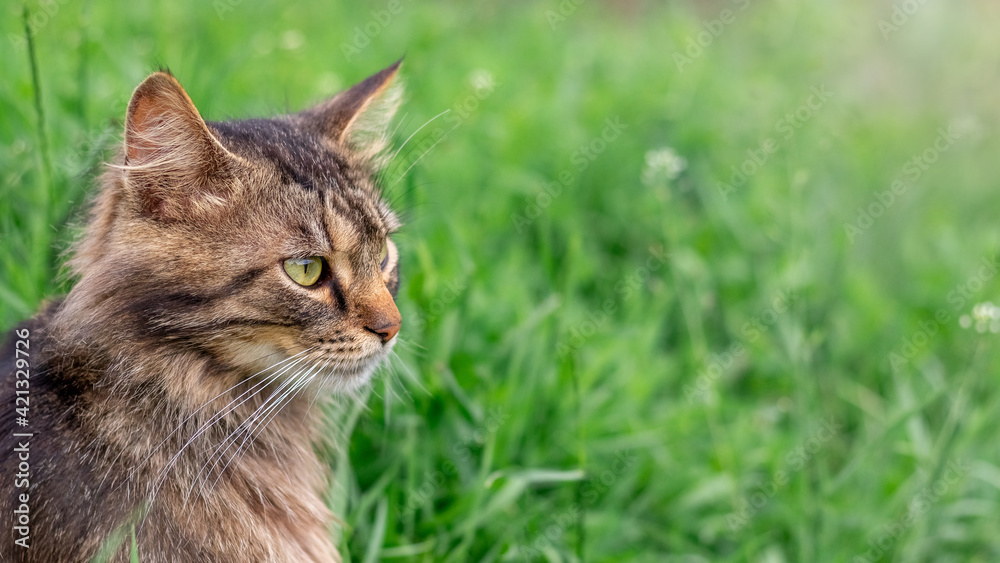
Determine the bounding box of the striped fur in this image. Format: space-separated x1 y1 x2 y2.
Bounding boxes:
1 62 405 562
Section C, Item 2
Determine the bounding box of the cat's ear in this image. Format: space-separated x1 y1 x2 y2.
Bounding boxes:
122 71 240 221
301 60 404 164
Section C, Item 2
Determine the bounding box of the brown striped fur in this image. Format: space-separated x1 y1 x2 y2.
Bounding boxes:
1 62 406 562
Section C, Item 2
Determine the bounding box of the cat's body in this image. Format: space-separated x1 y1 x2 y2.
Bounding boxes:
1 62 405 562
1 300 334 562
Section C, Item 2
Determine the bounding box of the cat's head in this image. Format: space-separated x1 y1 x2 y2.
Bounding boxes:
64 62 406 392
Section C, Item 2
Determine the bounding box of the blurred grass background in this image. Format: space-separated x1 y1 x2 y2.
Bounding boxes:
3 0 1000 561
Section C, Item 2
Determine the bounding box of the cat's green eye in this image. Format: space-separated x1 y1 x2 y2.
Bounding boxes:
283 257 324 287
379 241 389 270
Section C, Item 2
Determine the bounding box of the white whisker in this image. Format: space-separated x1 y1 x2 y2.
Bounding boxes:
387 109 450 167
390 122 459 187
110 347 315 495
144 349 317 518
183 371 303 506
198 358 328 502
304 358 339 416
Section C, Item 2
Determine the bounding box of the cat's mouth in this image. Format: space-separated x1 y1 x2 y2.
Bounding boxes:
314 345 392 383
286 343 392 391
226 335 394 394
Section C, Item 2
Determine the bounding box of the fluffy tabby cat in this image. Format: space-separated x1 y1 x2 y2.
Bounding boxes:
1 61 405 562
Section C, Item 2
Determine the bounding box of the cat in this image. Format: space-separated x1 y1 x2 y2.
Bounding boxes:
1 61 405 562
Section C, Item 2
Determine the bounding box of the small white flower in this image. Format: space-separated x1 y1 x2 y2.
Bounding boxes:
949 115 984 142
252 32 274 56
316 73 341 96
281 30 305 50
961 301 1000 333
469 69 496 92
641 147 687 187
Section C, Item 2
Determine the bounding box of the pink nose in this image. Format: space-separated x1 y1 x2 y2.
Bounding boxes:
359 285 402 344
365 320 400 343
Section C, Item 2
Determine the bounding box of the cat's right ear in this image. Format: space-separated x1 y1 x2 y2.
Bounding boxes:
122 71 240 221
300 60 404 166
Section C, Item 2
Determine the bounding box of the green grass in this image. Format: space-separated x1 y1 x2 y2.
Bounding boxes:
4 0 1000 561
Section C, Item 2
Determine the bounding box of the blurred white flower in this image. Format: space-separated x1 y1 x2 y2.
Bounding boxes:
469 69 496 92
949 115 984 143
252 32 274 56
281 29 305 50
959 301 1000 333
316 72 342 96
641 147 687 187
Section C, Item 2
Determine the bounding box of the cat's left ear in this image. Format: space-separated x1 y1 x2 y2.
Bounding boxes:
122 71 242 221
301 59 404 164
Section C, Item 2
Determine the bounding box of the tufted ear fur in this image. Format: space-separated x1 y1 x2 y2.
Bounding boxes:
121 71 241 221
300 59 404 166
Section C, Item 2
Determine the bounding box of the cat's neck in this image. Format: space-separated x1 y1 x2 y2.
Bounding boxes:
41 298 326 493
38 311 338 561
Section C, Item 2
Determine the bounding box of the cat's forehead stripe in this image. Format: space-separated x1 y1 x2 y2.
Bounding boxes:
211 118 347 188
322 184 381 241
211 117 390 237
319 189 358 251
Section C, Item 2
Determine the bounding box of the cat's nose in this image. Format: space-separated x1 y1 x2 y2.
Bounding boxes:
365 320 400 343
359 287 401 344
